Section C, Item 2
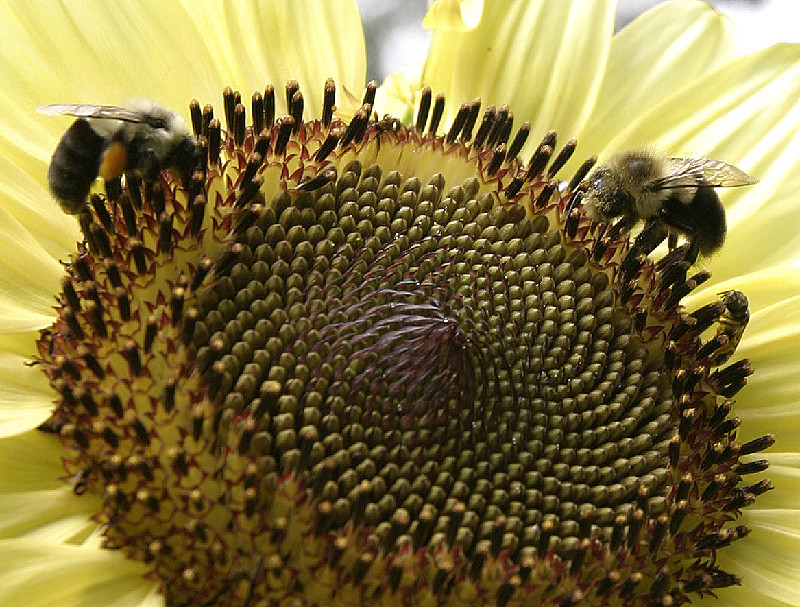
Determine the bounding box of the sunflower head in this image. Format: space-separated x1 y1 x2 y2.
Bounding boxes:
34 80 772 607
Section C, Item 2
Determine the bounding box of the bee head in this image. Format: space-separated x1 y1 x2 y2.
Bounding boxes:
584 166 635 221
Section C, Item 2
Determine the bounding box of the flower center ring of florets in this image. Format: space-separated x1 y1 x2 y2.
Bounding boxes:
36 80 773 607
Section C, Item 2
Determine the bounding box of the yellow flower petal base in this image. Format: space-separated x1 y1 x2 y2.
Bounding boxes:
35 82 773 607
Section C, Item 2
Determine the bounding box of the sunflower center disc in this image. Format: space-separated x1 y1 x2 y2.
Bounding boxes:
36 83 768 607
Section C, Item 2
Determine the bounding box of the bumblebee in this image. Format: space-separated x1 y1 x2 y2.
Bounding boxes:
583 150 757 260
39 100 197 215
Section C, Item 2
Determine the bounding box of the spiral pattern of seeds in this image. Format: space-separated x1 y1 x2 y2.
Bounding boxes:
36 81 772 607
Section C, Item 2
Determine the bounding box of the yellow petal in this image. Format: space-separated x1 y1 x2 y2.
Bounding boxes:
0 487 96 541
0 0 365 121
577 0 737 160
182 0 366 117
0 140 79 260
422 0 483 32
0 1 212 118
421 0 616 146
750 452 800 510
0 430 62 493
375 61 423 123
0 204 64 332
0 345 54 437
695 583 799 607
0 539 157 607
0 429 97 540
717 509 800 605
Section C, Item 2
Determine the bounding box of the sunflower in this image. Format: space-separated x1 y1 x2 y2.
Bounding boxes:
1 1 799 606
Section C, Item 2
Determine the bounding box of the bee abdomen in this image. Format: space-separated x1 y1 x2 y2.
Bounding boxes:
48 118 103 213
691 186 727 254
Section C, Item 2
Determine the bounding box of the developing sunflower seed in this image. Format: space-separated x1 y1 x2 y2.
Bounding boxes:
35 81 770 607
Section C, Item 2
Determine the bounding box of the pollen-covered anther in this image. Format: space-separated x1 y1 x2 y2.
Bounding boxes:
34 80 768 607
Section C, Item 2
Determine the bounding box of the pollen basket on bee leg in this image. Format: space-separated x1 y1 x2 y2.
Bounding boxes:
98 141 128 181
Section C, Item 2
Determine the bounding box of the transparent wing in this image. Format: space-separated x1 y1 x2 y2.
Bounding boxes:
650 157 758 189
37 103 145 123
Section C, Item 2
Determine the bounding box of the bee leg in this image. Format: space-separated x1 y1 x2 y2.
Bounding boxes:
591 222 609 261
660 197 696 234
171 136 202 188
604 217 627 242
685 239 700 265
621 217 666 280
667 232 678 250
659 197 700 263
105 175 123 203
138 148 161 183
633 217 668 254
77 207 98 252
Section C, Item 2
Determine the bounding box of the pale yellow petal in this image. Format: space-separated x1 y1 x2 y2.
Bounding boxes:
0 204 64 332
0 430 63 493
0 0 365 139
422 0 483 32
421 0 616 145
375 61 424 124
183 0 366 117
695 575 800 607
0 539 157 607
0 345 54 437
717 510 800 605
577 0 737 160
0 140 78 260
0 330 48 358
0 429 98 540
748 452 800 511
0 487 96 541
598 44 800 278
691 582 797 607
0 1 214 117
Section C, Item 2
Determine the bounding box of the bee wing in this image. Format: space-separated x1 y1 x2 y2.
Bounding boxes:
38 103 146 123
651 157 758 189
693 158 759 187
